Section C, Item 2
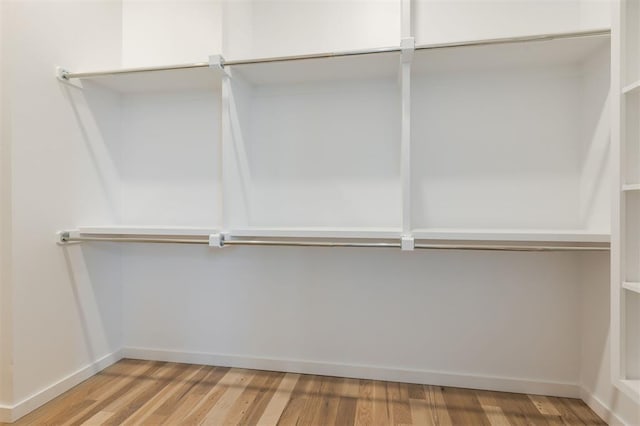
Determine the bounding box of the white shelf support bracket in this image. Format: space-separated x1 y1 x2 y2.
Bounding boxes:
401 236 415 251
400 37 414 236
401 37 415 64
209 55 227 75
209 233 225 248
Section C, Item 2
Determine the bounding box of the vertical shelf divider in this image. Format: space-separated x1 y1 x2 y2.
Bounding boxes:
400 0 414 248
613 0 640 404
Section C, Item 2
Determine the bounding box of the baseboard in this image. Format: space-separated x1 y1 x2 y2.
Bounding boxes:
6 350 122 423
122 347 580 398
580 387 626 426
0 405 12 423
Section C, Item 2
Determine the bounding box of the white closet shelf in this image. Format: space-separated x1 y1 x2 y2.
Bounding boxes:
412 30 609 74
230 51 400 86
76 226 219 236
58 63 222 93
623 79 640 94
227 227 401 239
622 184 640 191
623 281 640 294
411 228 610 243
617 379 640 404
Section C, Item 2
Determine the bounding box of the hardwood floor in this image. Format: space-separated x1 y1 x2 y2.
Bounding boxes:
7 359 605 425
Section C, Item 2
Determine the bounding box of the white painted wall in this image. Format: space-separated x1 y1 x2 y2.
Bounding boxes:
122 0 223 67
0 0 12 411
123 246 583 392
580 42 611 232
414 0 610 45
580 253 640 425
3 0 124 414
223 0 401 60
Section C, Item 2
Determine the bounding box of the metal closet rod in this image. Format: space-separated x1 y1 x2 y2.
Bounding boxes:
61 28 610 80
59 233 609 252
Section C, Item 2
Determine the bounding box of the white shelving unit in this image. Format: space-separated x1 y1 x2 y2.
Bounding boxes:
61 62 225 230
410 34 610 236
222 52 402 233
59 30 612 249
612 0 640 404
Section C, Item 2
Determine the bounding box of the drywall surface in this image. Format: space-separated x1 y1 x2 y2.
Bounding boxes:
122 0 223 67
122 246 583 391
222 0 400 60
580 42 611 232
580 253 640 425
4 0 123 407
0 0 12 410
414 0 609 45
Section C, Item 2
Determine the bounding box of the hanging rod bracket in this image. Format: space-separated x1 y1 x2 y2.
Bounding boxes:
57 231 70 244
56 66 70 82
401 37 415 63
401 235 414 251
209 233 225 248
209 55 226 73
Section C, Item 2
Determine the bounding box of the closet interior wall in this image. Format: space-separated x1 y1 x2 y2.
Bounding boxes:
0 0 11 410
1 1 124 420
1 0 638 424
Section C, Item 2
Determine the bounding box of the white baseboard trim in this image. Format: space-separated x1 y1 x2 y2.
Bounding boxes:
580 387 625 426
0 405 12 423
6 350 122 423
122 347 579 398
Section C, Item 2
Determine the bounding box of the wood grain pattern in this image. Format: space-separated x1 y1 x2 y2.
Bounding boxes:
5 359 605 425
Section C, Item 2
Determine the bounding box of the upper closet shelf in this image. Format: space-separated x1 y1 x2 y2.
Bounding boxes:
229 227 400 239
623 79 640 94
412 229 610 244
57 62 223 93
76 226 219 236
412 29 609 73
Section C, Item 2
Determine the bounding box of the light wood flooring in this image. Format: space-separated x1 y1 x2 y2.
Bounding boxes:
7 359 606 425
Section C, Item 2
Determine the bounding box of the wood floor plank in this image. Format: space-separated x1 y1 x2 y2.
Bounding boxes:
557 397 607 425
238 371 285 426
178 367 238 425
9 360 606 426
222 369 274 425
408 383 426 400
199 368 255 425
161 366 230 425
354 379 374 426
372 380 391 425
275 374 316 426
425 385 453 426
61 361 168 426
410 394 435 426
284 373 325 425
98 362 188 425
120 363 203 425
254 372 299 426
150 365 212 420
310 376 343 425
14 360 145 426
441 386 491 425
336 396 358 426
528 394 564 426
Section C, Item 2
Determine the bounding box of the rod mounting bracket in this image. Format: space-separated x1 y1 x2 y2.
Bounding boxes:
56 66 70 81
209 55 226 73
209 233 225 248
401 37 415 63
57 231 70 245
401 235 414 251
